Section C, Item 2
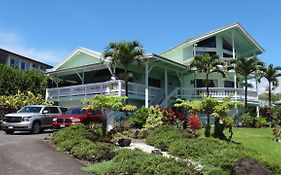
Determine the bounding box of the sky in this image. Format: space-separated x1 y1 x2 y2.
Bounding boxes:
0 0 280 93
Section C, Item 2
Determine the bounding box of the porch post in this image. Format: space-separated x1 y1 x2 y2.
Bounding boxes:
145 63 149 108
232 31 238 114
164 68 168 108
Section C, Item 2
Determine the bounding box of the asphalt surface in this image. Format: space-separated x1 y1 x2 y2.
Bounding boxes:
0 130 91 175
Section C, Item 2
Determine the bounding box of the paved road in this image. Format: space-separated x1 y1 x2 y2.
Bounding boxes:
0 130 91 175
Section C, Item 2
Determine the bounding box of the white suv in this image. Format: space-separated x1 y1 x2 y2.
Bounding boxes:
2 105 67 134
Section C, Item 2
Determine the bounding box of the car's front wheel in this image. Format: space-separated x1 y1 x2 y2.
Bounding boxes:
4 130 14 134
32 121 41 134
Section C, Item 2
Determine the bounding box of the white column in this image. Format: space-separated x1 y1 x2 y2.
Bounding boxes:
232 31 239 114
164 68 168 108
118 80 122 96
145 63 149 108
232 31 237 100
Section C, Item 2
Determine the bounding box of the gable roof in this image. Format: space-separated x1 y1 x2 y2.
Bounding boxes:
161 23 265 55
0 48 52 68
50 47 103 72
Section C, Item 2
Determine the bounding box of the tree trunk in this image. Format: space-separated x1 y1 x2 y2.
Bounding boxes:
206 74 210 97
269 81 272 107
124 68 128 104
214 118 224 139
206 74 210 125
244 76 248 110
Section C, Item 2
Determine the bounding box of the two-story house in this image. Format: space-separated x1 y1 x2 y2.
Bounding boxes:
45 23 263 115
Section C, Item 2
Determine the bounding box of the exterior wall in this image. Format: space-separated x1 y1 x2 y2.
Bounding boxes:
57 52 101 70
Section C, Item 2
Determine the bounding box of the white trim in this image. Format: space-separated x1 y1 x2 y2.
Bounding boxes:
51 47 103 72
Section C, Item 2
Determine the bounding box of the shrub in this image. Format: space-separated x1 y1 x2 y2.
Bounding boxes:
272 107 281 126
188 114 201 131
273 127 281 142
240 113 256 127
51 124 116 163
168 137 250 174
71 139 115 162
161 108 176 124
84 149 191 175
51 124 92 145
143 106 164 130
147 125 279 174
256 117 268 128
129 107 149 128
146 125 193 148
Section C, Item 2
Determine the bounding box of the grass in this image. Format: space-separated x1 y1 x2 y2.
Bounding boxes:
232 127 281 165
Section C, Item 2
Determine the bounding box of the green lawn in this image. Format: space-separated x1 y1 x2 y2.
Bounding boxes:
232 127 281 165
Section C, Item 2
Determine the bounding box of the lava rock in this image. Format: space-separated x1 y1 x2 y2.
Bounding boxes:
151 149 163 156
118 138 131 147
231 157 271 175
87 135 99 142
159 143 168 151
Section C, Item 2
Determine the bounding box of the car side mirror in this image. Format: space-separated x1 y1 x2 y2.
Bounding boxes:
42 110 49 114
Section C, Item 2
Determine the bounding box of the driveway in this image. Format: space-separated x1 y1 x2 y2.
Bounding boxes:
0 130 91 175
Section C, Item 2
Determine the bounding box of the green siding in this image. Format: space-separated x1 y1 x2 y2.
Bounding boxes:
57 52 101 70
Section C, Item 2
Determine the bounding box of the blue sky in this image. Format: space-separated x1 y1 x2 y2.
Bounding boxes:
0 0 280 91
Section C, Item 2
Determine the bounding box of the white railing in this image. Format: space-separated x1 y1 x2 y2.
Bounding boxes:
179 87 258 100
46 80 161 100
160 87 258 107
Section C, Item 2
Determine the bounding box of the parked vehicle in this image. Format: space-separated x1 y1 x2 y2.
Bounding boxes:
2 105 67 134
52 107 106 129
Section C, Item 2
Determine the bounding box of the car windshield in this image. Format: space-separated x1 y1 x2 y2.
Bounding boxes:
18 106 42 113
65 108 85 115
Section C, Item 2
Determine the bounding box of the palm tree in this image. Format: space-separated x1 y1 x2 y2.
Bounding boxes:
260 64 281 107
189 54 226 97
228 56 264 109
188 54 225 131
103 41 144 103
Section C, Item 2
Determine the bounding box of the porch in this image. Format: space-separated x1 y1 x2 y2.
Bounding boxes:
46 80 163 106
161 87 258 107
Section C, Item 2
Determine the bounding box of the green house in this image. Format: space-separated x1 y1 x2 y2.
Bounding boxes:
46 23 263 113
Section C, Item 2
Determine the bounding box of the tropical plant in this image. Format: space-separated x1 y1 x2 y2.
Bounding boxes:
103 41 144 103
0 64 50 96
260 64 281 107
129 107 149 128
228 56 264 109
0 91 52 110
81 95 136 135
143 106 164 130
188 54 225 97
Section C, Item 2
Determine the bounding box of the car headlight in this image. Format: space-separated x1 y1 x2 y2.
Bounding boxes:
71 118 80 123
22 116 31 122
53 118 57 122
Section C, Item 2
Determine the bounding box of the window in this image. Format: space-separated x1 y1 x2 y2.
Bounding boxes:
195 51 216 56
10 59 15 65
223 53 233 58
21 62 26 70
49 107 59 114
223 38 233 51
148 78 161 88
60 107 68 113
26 63 30 70
196 79 218 88
224 81 234 88
197 36 216 48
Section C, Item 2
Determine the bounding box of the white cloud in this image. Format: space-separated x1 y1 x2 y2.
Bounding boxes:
0 31 66 66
